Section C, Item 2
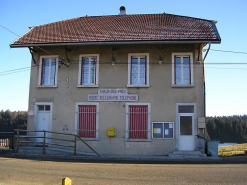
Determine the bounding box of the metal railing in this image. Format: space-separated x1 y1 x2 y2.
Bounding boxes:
196 134 208 154
0 132 14 149
14 129 100 156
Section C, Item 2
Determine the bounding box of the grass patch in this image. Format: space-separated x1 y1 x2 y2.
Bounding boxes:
218 143 247 157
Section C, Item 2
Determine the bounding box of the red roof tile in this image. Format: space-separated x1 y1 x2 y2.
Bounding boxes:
11 13 221 46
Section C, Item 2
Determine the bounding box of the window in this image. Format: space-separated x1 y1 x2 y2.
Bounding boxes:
38 56 58 87
128 53 149 87
125 103 151 140
178 106 194 113
38 105 50 111
78 54 99 87
75 103 99 139
152 122 174 139
172 53 193 86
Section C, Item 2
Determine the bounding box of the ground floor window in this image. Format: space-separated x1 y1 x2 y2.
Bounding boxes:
126 103 151 140
76 103 99 139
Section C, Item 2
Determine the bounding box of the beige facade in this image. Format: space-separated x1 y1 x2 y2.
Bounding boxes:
26 43 206 155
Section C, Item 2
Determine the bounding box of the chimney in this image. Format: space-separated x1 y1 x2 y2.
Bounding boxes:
119 6 127 15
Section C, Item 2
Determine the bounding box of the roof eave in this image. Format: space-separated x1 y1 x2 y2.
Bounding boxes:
10 39 221 48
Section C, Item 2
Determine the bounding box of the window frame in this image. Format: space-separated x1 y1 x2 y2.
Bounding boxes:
75 102 99 140
127 53 150 87
38 55 58 87
77 54 99 87
125 103 151 142
152 122 174 139
171 52 194 87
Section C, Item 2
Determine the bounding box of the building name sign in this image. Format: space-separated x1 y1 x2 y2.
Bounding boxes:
88 88 138 102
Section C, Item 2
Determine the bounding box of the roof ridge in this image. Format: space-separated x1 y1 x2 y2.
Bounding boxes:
10 13 221 47
32 13 216 29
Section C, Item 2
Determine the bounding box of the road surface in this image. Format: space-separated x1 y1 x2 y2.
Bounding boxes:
0 156 247 185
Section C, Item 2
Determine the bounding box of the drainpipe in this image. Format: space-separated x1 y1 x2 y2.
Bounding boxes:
202 43 211 153
203 43 211 118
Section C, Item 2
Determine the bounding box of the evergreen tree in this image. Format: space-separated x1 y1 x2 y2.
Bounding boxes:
206 115 247 143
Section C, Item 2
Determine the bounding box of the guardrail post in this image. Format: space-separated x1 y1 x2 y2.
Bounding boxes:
16 130 19 153
74 135 77 155
43 131 46 155
11 133 14 149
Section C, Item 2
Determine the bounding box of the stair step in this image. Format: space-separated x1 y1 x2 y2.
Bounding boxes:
168 154 207 158
168 150 207 158
172 151 202 155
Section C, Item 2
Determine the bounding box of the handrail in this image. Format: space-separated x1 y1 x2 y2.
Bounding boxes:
14 129 100 156
195 134 207 141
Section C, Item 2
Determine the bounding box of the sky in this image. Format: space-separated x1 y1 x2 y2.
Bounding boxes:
0 0 247 116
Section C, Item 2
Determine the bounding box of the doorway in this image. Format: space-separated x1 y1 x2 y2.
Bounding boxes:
35 103 52 144
176 104 196 151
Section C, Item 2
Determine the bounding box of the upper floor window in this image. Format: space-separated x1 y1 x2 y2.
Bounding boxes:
172 53 194 87
78 54 99 87
128 53 150 87
38 56 58 87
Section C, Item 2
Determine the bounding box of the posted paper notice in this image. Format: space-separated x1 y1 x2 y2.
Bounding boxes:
165 129 169 135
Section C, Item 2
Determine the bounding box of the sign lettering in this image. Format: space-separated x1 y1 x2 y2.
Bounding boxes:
88 88 138 102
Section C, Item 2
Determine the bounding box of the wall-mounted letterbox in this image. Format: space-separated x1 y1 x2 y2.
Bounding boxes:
108 127 115 137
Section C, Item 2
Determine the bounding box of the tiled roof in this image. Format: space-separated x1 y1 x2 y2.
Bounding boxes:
11 13 221 46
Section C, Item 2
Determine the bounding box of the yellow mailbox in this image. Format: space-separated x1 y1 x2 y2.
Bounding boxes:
108 127 115 137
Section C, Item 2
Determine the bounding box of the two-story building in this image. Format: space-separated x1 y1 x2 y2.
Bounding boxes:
10 7 221 156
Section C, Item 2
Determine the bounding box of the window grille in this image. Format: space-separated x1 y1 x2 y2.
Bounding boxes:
78 105 97 138
129 105 148 139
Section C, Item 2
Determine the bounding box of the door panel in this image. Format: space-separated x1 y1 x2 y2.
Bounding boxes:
178 115 194 151
36 105 51 144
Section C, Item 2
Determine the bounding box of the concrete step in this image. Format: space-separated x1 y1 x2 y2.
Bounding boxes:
168 151 207 158
17 146 97 156
168 154 207 158
172 151 202 155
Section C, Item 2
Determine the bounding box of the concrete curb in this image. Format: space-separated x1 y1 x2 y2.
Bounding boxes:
6 153 247 164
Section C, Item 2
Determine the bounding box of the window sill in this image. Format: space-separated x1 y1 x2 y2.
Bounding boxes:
37 85 57 88
77 85 99 88
171 84 195 88
127 84 150 88
79 137 99 141
124 138 151 142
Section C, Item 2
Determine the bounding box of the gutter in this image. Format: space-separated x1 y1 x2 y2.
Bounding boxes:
10 40 221 48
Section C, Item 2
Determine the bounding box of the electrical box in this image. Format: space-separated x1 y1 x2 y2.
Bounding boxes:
198 117 206 128
108 127 115 137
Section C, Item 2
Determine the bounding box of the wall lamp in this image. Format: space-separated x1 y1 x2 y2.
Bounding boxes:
159 47 163 64
111 47 116 65
112 59 116 65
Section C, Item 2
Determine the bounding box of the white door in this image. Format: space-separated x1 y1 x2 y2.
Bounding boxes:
178 114 194 151
36 105 51 144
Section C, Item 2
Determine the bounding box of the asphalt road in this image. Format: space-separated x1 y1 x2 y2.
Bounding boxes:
0 156 247 185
